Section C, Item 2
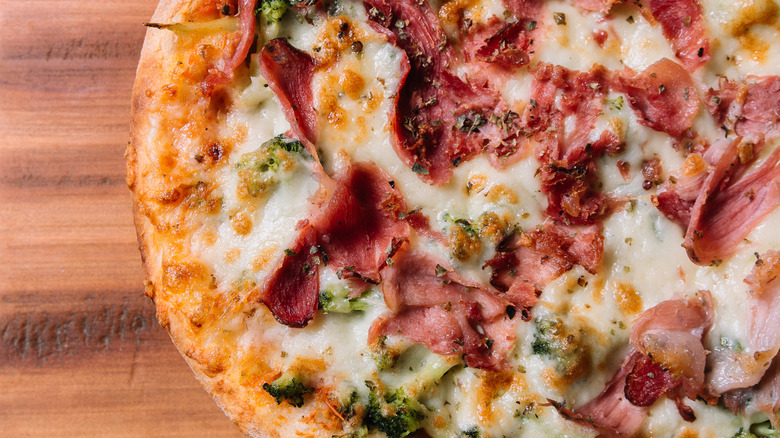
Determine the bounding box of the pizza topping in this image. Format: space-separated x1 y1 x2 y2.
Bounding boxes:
201 0 258 94
618 58 700 138
365 0 525 184
259 224 320 327
484 223 603 312
572 0 620 13
313 161 409 284
259 38 319 145
372 250 515 370
644 0 710 70
708 76 780 143
683 141 780 266
525 62 621 224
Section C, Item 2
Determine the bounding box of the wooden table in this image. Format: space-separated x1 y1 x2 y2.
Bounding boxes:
0 1 244 436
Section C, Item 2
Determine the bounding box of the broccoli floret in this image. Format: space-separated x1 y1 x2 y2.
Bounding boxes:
235 134 306 198
461 427 481 438
531 317 592 381
261 372 313 407
365 383 426 438
370 336 400 371
256 0 293 24
735 421 780 438
319 284 369 313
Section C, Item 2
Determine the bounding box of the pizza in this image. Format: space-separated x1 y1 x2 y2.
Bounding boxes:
127 0 780 436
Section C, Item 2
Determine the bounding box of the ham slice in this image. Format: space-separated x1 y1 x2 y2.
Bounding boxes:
259 225 320 327
572 0 622 13
525 63 621 224
618 58 700 138
365 0 526 184
645 0 710 70
259 162 410 326
708 76 780 144
370 250 516 370
554 292 713 435
202 0 258 94
483 223 603 313
258 38 319 146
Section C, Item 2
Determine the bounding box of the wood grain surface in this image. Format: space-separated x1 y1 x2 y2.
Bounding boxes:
0 1 244 436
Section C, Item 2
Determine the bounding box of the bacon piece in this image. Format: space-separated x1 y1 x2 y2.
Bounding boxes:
625 355 677 406
202 0 258 94
259 225 320 327
684 144 780 266
371 250 515 370
365 0 525 184
645 0 710 70
525 63 621 224
484 223 603 311
258 39 319 145
618 58 700 138
313 162 410 284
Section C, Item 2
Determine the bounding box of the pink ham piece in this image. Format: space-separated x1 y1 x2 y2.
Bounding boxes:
364 0 526 184
684 143 780 266
525 63 621 224
645 0 710 70
483 223 603 314
259 161 410 327
313 162 410 284
554 292 713 435
707 76 780 143
370 250 516 370
258 38 319 146
618 58 700 138
259 225 320 327
201 0 258 94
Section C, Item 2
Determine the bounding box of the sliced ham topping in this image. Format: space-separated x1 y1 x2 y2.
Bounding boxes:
365 0 525 184
684 143 780 265
483 223 603 313
555 292 713 435
202 0 258 94
629 290 713 400
258 38 319 145
723 355 780 427
618 58 700 138
708 76 780 143
551 352 647 438
371 250 515 370
259 225 320 327
525 63 621 224
259 161 410 327
313 162 410 284
645 0 710 70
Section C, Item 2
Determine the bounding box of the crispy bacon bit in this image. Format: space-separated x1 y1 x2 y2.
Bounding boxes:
618 58 700 138
625 356 676 406
645 0 710 70
202 0 258 94
259 39 319 145
371 250 515 370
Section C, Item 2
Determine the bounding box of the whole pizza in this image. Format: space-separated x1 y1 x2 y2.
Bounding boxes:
127 0 780 436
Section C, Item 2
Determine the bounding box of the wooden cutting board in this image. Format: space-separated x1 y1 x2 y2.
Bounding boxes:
0 1 244 436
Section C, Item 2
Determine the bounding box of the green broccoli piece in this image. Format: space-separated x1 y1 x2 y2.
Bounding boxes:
370 336 400 371
735 421 780 438
365 383 426 438
235 134 307 198
461 427 481 438
261 372 313 408
256 0 293 24
319 284 369 313
531 317 591 381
